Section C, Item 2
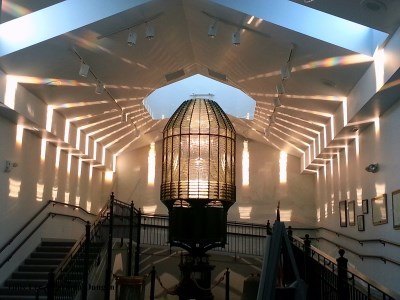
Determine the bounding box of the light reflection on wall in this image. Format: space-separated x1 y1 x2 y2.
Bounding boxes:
324 203 328 218
279 151 287 184
375 183 386 195
316 208 321 222
9 178 21 198
148 142 156 186
239 206 252 219
105 170 113 182
46 106 53 132
64 120 70 143
356 188 363 206
374 118 380 137
40 139 47 161
4 75 18 109
374 48 385 92
112 154 117 172
242 141 249 186
280 209 292 222
16 124 24 146
36 183 44 202
143 205 157 215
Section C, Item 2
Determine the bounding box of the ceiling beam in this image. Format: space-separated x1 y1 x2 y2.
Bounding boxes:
0 0 151 57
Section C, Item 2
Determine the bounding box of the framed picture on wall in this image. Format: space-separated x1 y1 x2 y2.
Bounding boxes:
339 201 347 227
357 215 365 231
348 201 356 226
392 190 400 229
362 199 369 214
371 194 388 225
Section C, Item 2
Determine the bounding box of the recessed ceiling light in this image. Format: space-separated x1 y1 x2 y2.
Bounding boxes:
361 0 387 12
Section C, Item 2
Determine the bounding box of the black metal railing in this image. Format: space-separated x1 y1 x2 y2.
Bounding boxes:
289 232 400 300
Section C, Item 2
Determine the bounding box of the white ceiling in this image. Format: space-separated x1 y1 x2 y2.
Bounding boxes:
0 0 394 164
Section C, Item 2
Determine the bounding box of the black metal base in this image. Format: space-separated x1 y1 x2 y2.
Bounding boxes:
176 253 215 300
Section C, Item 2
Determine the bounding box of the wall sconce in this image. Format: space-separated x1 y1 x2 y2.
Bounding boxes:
365 163 379 173
4 160 18 173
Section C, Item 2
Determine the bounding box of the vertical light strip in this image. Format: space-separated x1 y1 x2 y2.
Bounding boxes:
102 147 106 165
330 117 335 140
279 151 287 184
40 139 47 161
16 124 24 146
355 132 360 157
46 106 53 132
93 142 97 160
52 147 61 200
112 154 117 172
148 142 156 185
67 152 72 174
342 98 348 126
76 128 81 150
242 140 249 186
84 135 89 155
64 119 70 143
4 75 18 109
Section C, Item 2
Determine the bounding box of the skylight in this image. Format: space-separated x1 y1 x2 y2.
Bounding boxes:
143 74 256 120
212 0 388 56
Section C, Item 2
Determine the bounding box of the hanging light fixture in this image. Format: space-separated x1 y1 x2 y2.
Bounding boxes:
232 31 241 46
145 22 155 40
127 30 137 46
79 61 89 77
208 22 217 38
95 80 104 94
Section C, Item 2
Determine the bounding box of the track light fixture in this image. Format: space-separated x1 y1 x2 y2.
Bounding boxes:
208 22 217 38
127 31 137 46
79 61 89 77
276 82 285 95
145 23 155 40
232 31 240 46
269 114 276 124
273 96 282 108
95 81 104 94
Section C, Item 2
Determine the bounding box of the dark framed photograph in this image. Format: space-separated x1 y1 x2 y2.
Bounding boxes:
357 215 365 231
392 190 400 229
339 200 347 227
348 201 356 226
371 194 388 225
362 199 369 214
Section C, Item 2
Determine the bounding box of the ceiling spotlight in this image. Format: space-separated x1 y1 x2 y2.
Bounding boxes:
145 23 155 40
365 163 379 173
273 96 282 108
127 31 137 46
232 31 240 46
208 23 217 38
276 82 285 95
79 61 89 77
95 81 104 94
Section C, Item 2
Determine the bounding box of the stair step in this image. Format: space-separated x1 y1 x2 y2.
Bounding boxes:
19 265 57 272
12 272 48 280
0 296 41 299
35 246 71 253
41 241 76 247
24 258 62 265
31 252 66 259
0 287 46 297
4 279 47 287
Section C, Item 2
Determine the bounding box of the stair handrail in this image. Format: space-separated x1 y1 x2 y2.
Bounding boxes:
53 196 112 278
0 200 95 255
291 226 400 248
291 234 400 299
0 212 87 269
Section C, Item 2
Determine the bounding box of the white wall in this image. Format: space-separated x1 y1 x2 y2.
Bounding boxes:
315 99 400 294
115 135 316 227
0 115 111 282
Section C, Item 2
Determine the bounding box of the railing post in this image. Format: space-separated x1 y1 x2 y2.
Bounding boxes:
337 249 349 300
134 208 142 276
47 270 55 300
225 267 230 300
150 266 156 300
304 234 311 282
82 221 91 300
266 220 272 236
287 226 293 242
104 193 114 300
127 201 134 276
